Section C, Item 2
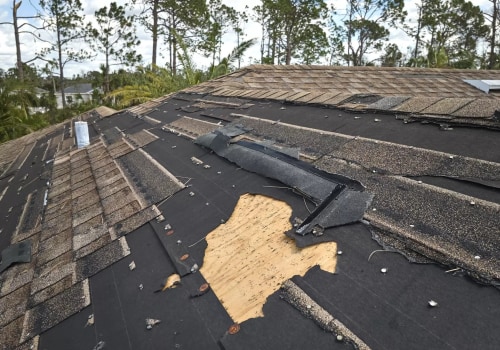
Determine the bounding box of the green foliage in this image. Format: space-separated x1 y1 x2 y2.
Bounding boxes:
294 23 329 64
40 0 91 108
108 36 257 109
155 0 208 74
0 76 48 143
107 66 187 108
86 2 142 93
380 43 402 67
209 38 258 78
412 0 489 68
330 0 406 66
199 0 239 67
255 0 328 65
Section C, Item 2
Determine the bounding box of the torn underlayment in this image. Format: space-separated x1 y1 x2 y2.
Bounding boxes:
195 125 373 240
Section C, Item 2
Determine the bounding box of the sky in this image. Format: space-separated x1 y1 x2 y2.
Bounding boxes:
0 0 493 78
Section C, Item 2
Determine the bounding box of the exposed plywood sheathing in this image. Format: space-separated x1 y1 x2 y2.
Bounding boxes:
200 194 337 323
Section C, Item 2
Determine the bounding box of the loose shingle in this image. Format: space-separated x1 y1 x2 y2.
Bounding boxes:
168 116 221 137
118 149 184 205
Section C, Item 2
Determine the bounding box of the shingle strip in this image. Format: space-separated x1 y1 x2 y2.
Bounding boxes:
72 202 103 228
20 279 91 344
118 149 185 205
73 222 108 252
421 97 475 115
98 177 129 199
0 284 30 328
281 280 370 350
0 316 24 350
394 97 444 113
105 200 142 226
101 186 137 215
36 229 72 266
452 98 500 118
108 140 134 159
323 93 352 106
315 157 500 284
127 129 158 148
31 252 74 294
48 180 71 199
74 233 113 260
27 275 73 309
168 116 221 137
75 237 130 282
114 205 161 236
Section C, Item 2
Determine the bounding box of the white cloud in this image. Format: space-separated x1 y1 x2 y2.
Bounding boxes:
0 0 496 77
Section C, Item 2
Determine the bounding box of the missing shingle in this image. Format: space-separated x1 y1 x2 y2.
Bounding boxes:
15 190 45 238
200 194 337 323
342 94 383 105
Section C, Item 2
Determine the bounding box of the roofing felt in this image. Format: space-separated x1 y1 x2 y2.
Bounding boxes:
0 65 499 350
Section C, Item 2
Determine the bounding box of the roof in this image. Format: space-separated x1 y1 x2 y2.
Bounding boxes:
62 83 94 94
0 65 499 350
34 88 49 95
186 65 500 127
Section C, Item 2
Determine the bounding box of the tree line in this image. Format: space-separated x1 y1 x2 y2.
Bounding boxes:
0 0 499 142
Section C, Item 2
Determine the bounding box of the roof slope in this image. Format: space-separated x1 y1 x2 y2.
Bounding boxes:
63 83 94 94
0 66 499 350
185 65 500 125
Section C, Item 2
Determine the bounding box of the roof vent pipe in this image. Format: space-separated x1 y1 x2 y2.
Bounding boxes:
74 121 90 148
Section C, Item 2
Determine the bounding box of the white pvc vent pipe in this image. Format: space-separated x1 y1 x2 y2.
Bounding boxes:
74 121 90 149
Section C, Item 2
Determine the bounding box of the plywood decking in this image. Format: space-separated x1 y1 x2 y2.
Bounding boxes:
200 194 337 323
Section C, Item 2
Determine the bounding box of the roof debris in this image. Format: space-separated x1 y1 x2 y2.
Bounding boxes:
145 318 161 330
1 65 499 349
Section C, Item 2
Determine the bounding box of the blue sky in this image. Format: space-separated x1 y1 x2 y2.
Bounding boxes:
0 0 492 77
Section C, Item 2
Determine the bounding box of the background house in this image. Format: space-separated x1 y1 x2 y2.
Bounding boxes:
56 83 98 109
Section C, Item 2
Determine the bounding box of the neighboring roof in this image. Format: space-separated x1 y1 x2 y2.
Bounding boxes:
185 65 500 126
0 66 499 350
62 83 94 94
34 87 49 94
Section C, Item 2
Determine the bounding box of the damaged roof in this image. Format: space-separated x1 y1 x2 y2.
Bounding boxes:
0 65 499 350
